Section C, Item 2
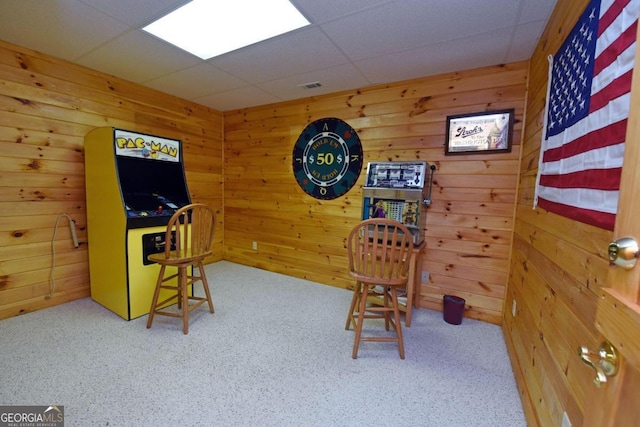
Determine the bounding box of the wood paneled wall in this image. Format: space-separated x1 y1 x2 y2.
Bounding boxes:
0 2 618 422
224 62 527 324
1 6 600 422
503 0 613 425
0 40 224 320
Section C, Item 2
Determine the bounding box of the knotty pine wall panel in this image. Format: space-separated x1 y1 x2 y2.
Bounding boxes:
224 62 527 325
503 0 616 425
0 40 223 320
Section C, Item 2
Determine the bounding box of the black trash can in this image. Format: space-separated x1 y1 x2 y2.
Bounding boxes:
443 295 465 325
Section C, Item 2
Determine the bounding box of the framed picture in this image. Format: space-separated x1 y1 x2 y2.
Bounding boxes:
445 109 514 155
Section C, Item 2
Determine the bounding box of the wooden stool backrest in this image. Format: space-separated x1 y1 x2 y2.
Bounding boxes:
347 218 414 285
165 203 215 259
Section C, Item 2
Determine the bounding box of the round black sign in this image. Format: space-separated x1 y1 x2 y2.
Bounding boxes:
293 117 363 200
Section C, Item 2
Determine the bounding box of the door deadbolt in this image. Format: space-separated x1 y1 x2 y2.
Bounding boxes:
608 237 638 269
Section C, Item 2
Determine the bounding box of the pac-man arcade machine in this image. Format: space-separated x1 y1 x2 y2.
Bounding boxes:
84 127 192 320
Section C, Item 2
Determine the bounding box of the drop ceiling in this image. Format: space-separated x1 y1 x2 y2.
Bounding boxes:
0 0 557 112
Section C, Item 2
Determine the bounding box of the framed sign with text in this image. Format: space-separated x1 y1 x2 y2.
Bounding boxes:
445 109 514 155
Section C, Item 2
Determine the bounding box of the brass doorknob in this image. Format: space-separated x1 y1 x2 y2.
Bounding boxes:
608 237 638 269
578 341 618 387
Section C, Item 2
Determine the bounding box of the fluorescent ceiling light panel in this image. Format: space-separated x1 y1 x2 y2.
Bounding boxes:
143 0 310 59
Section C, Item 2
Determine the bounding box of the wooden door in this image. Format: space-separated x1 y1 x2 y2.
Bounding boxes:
582 23 640 427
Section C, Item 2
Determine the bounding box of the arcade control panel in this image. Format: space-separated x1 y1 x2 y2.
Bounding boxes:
126 204 177 218
124 193 186 228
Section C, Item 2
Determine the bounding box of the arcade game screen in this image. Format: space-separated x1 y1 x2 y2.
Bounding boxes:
116 155 190 218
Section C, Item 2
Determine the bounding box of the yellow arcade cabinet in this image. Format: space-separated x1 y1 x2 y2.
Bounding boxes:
84 127 192 320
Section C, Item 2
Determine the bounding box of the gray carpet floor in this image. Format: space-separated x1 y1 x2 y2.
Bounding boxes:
0 261 525 426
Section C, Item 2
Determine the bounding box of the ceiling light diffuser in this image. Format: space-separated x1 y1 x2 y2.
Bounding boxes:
143 0 310 60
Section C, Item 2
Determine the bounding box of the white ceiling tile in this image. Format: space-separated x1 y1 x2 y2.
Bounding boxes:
145 63 247 99
0 0 130 61
356 28 514 84
76 31 200 83
79 0 190 26
321 0 520 61
291 0 393 22
507 20 549 62
194 86 281 111
258 63 371 101
520 0 559 23
209 28 350 84
0 0 558 111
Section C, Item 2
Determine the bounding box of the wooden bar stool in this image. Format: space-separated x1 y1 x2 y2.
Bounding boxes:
345 218 414 359
146 203 215 334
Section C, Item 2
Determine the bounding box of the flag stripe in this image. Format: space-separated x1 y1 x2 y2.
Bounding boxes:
592 42 636 95
589 68 633 111
537 186 619 214
538 143 625 175
538 167 622 189
536 198 616 229
593 21 637 75
542 92 630 153
597 0 630 38
542 119 627 161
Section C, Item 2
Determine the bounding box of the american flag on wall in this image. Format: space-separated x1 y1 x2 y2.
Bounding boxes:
533 0 640 230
